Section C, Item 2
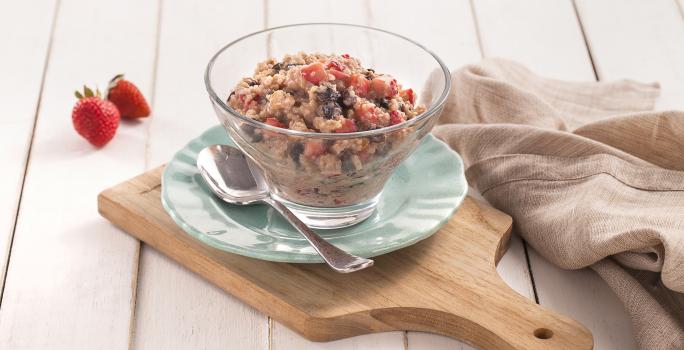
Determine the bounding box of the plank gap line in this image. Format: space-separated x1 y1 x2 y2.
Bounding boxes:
572 0 600 81
675 0 684 21
263 0 270 29
522 241 540 304
268 316 273 350
127 245 141 350
144 0 165 169
0 0 62 308
468 0 485 58
131 0 164 347
364 0 374 26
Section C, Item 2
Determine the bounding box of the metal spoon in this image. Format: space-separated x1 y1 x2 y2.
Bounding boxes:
197 144 374 273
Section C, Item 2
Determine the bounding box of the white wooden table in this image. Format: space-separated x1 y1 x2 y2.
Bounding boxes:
1 0 682 349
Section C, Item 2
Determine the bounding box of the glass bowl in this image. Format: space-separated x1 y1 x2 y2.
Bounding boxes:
205 23 451 229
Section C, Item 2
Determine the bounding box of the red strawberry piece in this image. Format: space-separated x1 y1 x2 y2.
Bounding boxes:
341 53 350 59
106 74 151 119
350 74 369 97
400 88 415 104
370 76 398 98
335 118 358 133
301 62 328 85
304 141 326 157
354 104 379 127
72 86 120 147
389 79 398 96
389 110 405 126
329 70 351 85
240 94 260 109
264 117 286 128
326 60 346 72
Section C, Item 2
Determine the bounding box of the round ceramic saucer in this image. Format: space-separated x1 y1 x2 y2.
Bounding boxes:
161 125 467 263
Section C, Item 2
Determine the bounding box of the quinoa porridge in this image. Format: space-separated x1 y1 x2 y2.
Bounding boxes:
225 52 428 207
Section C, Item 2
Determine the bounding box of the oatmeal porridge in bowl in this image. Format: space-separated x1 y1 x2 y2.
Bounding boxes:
205 24 451 229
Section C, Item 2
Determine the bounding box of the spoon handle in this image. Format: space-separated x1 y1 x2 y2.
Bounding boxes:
264 197 374 273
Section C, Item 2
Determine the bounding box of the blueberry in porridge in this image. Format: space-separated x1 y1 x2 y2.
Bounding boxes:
225 52 428 207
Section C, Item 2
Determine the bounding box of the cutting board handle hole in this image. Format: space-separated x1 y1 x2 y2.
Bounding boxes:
533 328 554 339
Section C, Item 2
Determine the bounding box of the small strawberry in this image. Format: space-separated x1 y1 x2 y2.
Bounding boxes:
106 74 151 118
72 86 120 147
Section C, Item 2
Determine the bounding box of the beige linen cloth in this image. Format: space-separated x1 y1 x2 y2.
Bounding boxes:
430 59 684 349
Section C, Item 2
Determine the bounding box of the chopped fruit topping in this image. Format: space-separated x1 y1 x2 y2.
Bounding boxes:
354 103 379 127
341 53 350 59
301 62 328 85
370 76 398 98
335 118 358 133
304 141 326 157
326 60 346 71
240 94 260 109
228 52 426 135
350 74 369 97
329 70 351 85
400 88 415 104
264 117 286 128
389 110 404 126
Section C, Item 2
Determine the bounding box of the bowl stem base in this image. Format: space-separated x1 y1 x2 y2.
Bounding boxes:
272 193 380 230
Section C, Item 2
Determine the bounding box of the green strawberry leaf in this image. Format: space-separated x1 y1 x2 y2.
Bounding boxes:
84 85 94 97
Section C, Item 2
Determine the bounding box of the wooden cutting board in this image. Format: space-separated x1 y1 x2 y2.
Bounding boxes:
98 166 592 350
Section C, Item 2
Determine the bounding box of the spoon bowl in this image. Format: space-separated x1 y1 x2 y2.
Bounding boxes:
197 144 374 273
197 144 267 205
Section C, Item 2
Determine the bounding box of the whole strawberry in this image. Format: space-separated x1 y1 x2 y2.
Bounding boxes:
72 86 120 147
106 74 151 119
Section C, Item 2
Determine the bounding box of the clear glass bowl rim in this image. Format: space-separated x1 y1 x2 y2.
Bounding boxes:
204 23 452 139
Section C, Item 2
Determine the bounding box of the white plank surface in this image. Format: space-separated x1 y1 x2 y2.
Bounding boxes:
0 0 56 291
577 0 684 110
132 1 269 350
1 1 674 350
474 0 594 80
0 0 158 348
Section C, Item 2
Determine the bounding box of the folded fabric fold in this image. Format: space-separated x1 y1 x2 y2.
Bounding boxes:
432 58 683 349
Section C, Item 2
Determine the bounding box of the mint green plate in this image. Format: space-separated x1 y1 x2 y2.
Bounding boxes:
161 125 467 263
